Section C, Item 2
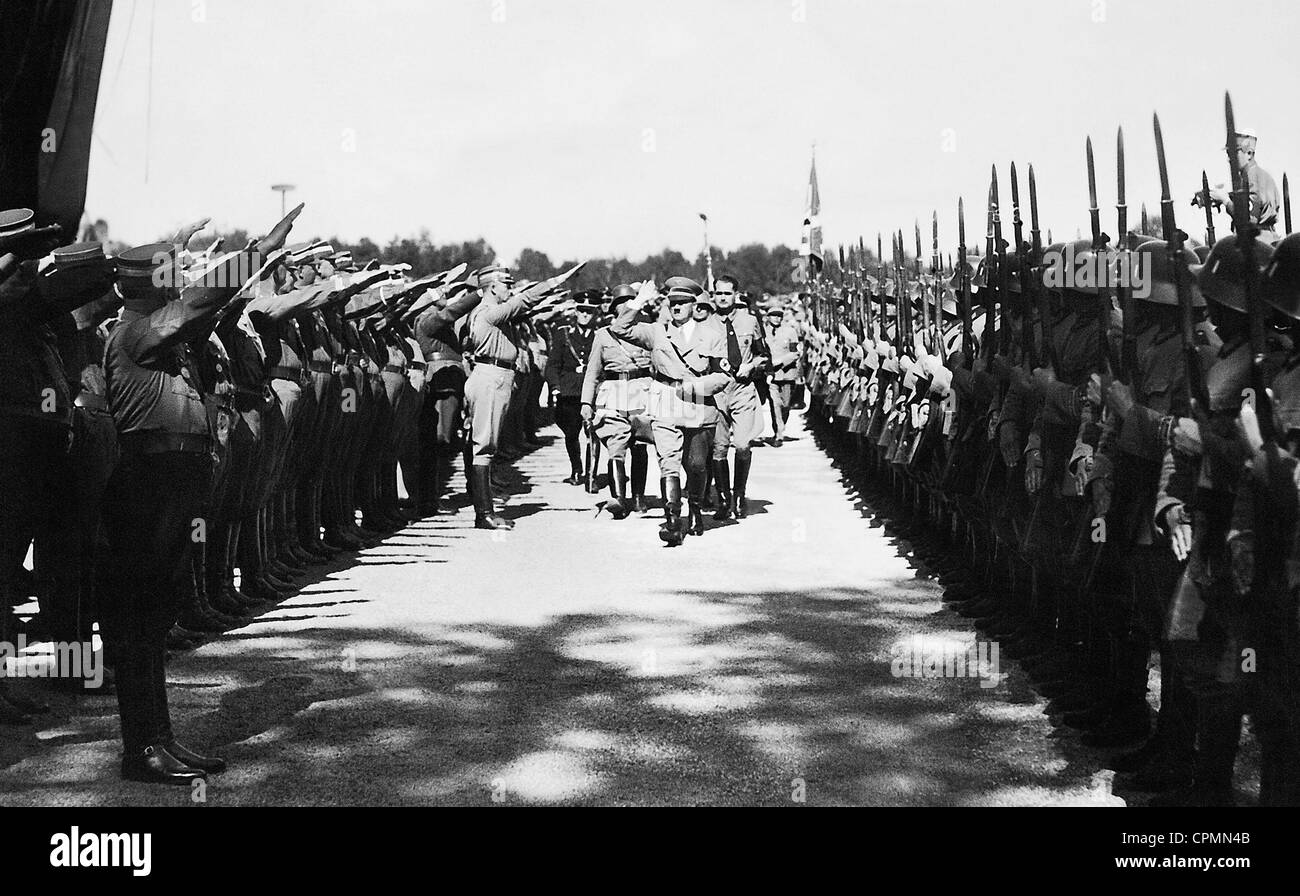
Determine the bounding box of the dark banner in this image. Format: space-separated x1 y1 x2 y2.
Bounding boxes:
0 0 114 234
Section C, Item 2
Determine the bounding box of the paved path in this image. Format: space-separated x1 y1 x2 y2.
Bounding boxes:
0 413 1122 806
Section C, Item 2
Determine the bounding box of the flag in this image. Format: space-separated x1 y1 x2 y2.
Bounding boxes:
797 150 823 280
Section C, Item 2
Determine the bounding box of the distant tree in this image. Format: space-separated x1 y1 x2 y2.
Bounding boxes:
514 248 557 283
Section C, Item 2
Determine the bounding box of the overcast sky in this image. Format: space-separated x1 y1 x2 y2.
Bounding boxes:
85 0 1300 264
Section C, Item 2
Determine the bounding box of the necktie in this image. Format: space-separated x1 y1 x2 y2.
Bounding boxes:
725 318 742 371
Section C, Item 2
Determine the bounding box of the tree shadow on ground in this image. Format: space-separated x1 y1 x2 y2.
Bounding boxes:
0 583 1120 807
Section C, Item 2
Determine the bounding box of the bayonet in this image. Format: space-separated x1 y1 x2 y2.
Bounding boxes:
1285 172 1292 235
992 165 1011 359
1154 110 1207 413
958 196 972 364
982 176 997 372
1118 127 1136 380
1224 91 1271 441
1011 162 1033 369
1201 170 1217 244
1086 136 1112 373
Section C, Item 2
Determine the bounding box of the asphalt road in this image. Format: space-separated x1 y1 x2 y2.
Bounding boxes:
0 413 1124 806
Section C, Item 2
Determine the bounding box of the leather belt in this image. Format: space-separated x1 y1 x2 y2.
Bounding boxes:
611 368 652 381
74 392 109 412
269 365 304 381
653 372 682 387
383 363 405 374
474 356 515 370
119 430 212 456
308 361 333 375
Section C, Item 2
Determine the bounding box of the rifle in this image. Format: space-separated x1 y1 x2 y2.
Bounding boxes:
992 165 1011 360
982 177 997 372
1285 172 1293 235
915 221 930 353
958 196 973 365
932 211 945 362
1086 136 1117 375
1153 110 1209 414
1141 202 1150 237
1118 127 1136 380
877 233 887 348
1029 163 1055 371
1201 170 1217 245
860 235 872 340
1011 162 1034 369
1224 91 1273 443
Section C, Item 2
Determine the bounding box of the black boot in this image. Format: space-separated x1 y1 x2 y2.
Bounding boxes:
471 465 513 530
733 451 752 519
712 458 733 521
687 500 704 536
607 461 631 520
121 743 206 785
631 445 649 512
659 476 685 546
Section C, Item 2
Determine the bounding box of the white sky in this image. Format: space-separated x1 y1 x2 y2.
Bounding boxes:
85 0 1300 262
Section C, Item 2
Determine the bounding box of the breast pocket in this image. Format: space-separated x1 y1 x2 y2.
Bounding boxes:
1141 370 1177 415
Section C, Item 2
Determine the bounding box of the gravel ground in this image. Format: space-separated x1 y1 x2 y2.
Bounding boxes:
0 413 1135 806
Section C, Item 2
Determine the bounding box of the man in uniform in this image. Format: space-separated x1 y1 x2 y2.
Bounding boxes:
766 303 802 445
611 278 742 544
547 290 600 486
711 275 768 520
101 242 258 782
1193 127 1283 240
463 263 581 529
580 284 654 518
0 211 107 721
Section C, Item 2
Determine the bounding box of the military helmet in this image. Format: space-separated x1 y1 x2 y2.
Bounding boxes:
1190 234 1274 314
1261 233 1300 320
1129 239 1204 307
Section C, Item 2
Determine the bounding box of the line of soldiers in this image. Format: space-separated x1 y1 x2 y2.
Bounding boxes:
800 106 1298 806
0 203 581 784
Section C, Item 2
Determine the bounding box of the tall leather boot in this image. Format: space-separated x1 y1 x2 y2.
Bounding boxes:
607 461 631 520
733 450 752 519
422 451 446 515
687 498 704 536
631 444 649 512
712 458 733 521
462 440 477 500
471 465 513 530
261 507 300 585
182 532 239 632
659 476 685 547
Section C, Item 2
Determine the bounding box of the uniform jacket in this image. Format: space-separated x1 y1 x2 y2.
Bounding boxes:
544 322 595 397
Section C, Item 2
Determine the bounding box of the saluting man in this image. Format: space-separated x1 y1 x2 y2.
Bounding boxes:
101 243 255 783
463 263 582 529
610 278 740 545
580 284 654 518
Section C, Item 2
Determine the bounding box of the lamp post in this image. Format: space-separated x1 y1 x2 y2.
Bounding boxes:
271 183 296 218
699 212 714 290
